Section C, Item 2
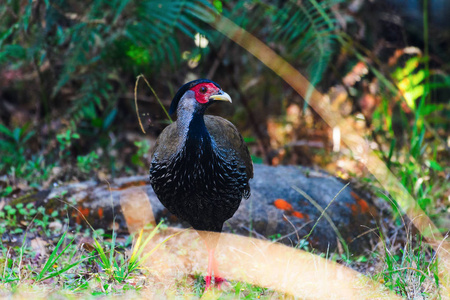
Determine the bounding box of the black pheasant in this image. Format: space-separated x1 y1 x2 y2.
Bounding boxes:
149 79 253 289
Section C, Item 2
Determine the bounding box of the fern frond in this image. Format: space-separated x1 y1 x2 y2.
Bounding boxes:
14 0 219 123
268 0 342 86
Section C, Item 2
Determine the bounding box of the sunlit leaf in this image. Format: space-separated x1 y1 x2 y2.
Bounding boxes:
426 160 443 171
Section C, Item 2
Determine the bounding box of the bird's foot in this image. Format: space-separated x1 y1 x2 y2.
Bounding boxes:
204 276 229 291
214 277 230 290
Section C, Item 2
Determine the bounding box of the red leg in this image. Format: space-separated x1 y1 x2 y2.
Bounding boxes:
205 248 214 290
212 254 229 289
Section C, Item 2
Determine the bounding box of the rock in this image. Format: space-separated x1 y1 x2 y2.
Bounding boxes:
10 165 378 254
225 165 378 254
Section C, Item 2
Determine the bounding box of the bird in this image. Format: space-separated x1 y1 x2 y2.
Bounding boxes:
149 79 253 290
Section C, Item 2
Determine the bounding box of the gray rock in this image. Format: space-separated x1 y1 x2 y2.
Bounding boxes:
226 165 378 254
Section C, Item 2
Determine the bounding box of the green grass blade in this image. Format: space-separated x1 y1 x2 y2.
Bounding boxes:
133 221 163 260
387 139 396 169
46 236 76 271
130 229 143 260
36 231 67 281
39 259 84 282
109 231 117 270
17 232 27 281
93 237 110 269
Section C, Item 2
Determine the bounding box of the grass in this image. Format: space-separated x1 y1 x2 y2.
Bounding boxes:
0 202 286 298
0 193 443 299
377 237 440 298
0 203 166 297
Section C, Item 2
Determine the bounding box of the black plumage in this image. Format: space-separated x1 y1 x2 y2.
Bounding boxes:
149 79 253 234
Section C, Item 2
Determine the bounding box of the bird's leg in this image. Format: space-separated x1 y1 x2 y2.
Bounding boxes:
205 248 214 290
212 254 228 289
202 231 227 289
206 245 229 289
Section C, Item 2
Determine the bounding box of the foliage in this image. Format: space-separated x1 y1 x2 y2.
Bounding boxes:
56 130 80 158
131 140 151 168
1 0 217 119
34 231 82 282
369 54 450 214
0 201 170 295
224 0 342 87
91 221 166 284
373 235 440 298
0 203 61 236
77 151 100 174
268 0 342 86
0 126 82 184
0 0 218 184
0 124 41 180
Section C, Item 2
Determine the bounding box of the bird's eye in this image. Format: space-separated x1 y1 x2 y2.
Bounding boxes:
200 86 207 93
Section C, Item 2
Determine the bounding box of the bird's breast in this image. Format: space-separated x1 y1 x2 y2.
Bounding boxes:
150 139 242 196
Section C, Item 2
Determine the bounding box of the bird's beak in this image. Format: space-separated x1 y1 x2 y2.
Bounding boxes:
209 90 232 103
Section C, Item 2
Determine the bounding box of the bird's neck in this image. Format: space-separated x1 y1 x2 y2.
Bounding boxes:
189 113 208 139
177 111 212 147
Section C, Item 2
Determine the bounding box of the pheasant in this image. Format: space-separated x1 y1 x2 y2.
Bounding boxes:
149 79 253 289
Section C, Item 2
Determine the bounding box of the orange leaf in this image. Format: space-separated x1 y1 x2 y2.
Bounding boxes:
274 199 293 211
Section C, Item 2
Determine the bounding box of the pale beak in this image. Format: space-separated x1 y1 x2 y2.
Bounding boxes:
209 90 232 103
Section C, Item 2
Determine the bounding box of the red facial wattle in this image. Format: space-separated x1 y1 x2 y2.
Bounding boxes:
190 83 219 104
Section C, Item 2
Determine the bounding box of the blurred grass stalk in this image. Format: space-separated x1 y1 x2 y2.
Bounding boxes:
210 15 450 293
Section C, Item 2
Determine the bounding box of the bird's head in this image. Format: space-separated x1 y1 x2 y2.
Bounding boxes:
169 79 232 116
